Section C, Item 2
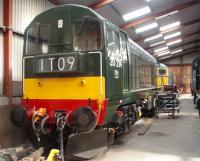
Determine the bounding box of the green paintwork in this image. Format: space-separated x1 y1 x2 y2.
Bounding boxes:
23 5 157 126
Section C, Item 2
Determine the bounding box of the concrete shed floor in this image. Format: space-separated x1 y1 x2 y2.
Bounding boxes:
92 94 200 161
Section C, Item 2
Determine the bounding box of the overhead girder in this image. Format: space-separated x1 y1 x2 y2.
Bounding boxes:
120 0 200 30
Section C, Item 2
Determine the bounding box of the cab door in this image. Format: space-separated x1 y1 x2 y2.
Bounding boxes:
120 31 129 93
105 23 123 101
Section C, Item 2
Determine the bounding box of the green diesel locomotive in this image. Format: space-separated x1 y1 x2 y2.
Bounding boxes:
11 4 157 159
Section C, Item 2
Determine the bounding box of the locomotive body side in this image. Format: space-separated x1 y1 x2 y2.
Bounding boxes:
103 22 157 123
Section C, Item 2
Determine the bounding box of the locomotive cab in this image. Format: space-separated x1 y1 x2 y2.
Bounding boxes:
22 9 106 131
156 63 173 88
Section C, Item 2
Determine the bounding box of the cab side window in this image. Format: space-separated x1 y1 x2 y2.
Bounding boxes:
120 32 129 91
106 25 121 67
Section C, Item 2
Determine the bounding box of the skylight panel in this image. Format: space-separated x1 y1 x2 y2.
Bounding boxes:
123 7 151 21
150 41 165 47
154 46 168 53
136 22 158 33
157 50 171 57
160 21 181 32
144 34 163 42
164 32 181 40
160 55 171 60
167 39 182 46
171 49 183 54
155 11 178 20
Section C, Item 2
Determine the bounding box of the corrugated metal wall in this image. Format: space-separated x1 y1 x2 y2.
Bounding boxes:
13 0 54 33
0 0 3 26
12 35 23 82
0 0 3 95
12 0 54 95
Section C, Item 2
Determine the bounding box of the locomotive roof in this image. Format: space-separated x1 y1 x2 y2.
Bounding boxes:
27 4 157 64
25 4 106 32
30 4 106 23
129 38 157 64
156 63 167 68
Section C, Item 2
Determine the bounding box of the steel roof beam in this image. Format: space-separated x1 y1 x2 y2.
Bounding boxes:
146 31 200 51
135 18 200 43
89 0 116 9
170 39 200 50
49 0 61 5
159 47 199 62
160 49 198 62
120 0 200 30
49 0 116 9
155 45 198 60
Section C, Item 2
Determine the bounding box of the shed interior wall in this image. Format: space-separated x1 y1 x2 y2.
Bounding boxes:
0 0 55 149
167 65 192 94
13 0 54 32
162 52 198 94
0 0 3 26
12 0 54 96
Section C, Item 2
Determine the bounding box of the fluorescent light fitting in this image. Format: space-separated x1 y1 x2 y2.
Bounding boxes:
154 46 168 53
164 32 181 40
160 55 171 60
155 11 178 20
171 49 183 54
136 22 158 33
154 49 170 55
160 21 181 31
157 50 171 57
144 34 163 42
167 39 182 46
150 41 165 47
123 7 151 21
147 0 151 1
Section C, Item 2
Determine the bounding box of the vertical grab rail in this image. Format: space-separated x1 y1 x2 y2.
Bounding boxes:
88 51 103 132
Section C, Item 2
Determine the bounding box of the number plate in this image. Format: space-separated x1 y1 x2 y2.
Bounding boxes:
36 54 77 73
